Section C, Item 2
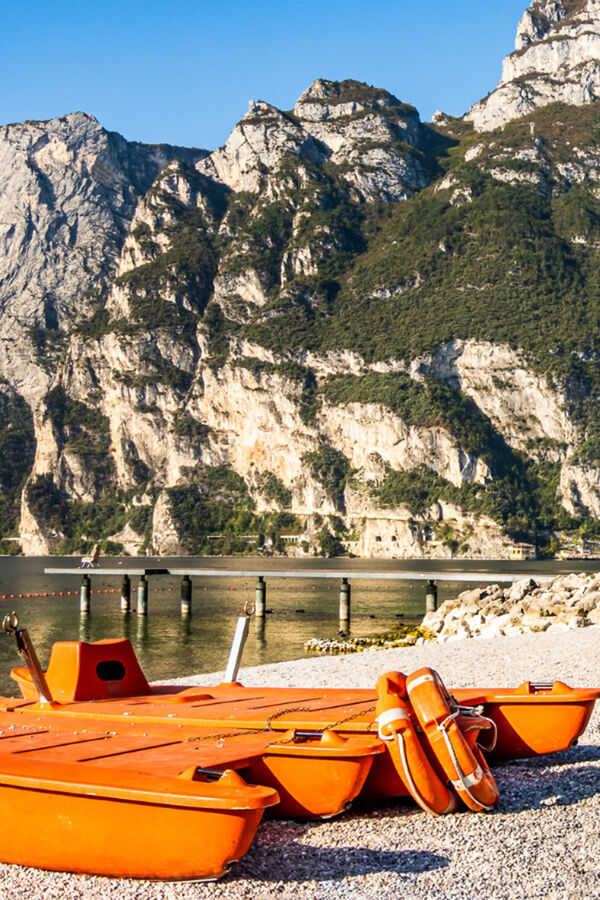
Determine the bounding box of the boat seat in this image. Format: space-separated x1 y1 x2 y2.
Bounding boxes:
10 638 151 702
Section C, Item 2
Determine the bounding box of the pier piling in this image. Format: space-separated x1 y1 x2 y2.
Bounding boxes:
255 614 266 646
339 577 351 629
79 575 90 614
120 575 131 614
425 579 438 614
180 575 192 617
255 576 266 617
137 576 148 616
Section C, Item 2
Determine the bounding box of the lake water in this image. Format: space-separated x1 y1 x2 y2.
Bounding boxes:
0 556 598 696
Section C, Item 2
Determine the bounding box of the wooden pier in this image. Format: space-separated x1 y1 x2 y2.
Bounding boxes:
44 566 554 622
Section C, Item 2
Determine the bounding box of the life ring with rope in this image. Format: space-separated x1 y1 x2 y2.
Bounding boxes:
375 671 458 815
406 667 499 813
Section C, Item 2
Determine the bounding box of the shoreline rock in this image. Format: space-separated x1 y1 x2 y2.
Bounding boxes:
421 571 600 642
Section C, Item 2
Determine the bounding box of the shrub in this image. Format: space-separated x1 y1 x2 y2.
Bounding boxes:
256 471 292 508
303 445 353 510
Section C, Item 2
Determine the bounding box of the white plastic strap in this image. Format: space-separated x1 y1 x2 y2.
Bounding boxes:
407 673 435 692
376 707 410 741
452 764 483 790
438 722 494 812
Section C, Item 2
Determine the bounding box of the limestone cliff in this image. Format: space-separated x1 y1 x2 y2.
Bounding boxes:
5 58 600 558
468 0 600 130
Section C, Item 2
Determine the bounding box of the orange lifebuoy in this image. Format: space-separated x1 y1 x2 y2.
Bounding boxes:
406 667 499 813
375 671 458 815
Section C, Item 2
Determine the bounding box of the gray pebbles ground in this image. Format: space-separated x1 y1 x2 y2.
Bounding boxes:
2 627 600 899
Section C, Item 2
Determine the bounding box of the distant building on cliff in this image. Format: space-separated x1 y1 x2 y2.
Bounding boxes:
509 542 537 561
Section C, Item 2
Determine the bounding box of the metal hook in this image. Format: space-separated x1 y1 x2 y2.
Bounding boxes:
2 612 54 704
2 611 19 634
243 599 255 617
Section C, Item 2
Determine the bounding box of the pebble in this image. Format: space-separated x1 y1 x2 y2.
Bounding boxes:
2 628 600 899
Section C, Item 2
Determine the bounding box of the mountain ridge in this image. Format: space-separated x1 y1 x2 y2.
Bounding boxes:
5 2 600 558
467 0 600 129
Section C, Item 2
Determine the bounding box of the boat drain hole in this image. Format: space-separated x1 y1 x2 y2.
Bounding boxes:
96 660 126 681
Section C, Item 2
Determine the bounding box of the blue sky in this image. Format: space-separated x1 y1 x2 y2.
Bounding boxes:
3 1 528 150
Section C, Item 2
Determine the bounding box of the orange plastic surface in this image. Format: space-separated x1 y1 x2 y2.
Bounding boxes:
0 762 273 880
246 730 380 818
10 639 600 767
0 701 383 823
50 680 595 765
454 682 600 760
0 706 280 881
11 638 150 701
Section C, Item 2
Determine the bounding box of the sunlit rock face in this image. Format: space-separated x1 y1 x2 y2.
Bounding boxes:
4 71 600 558
0 112 205 405
468 0 600 131
197 79 429 202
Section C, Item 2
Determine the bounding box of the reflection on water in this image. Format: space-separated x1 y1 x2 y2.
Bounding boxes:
0 555 598 696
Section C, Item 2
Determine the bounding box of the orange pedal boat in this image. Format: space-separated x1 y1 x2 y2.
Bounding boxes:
0 709 279 881
6 632 600 814
451 681 600 761
0 619 388 880
0 698 383 823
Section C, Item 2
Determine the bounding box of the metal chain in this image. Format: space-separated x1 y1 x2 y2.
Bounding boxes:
266 706 316 730
325 703 377 732
183 702 377 747
185 726 266 744
183 704 325 745
265 702 378 746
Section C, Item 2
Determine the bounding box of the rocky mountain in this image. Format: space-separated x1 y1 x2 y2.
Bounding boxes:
468 0 600 130
5 1 600 559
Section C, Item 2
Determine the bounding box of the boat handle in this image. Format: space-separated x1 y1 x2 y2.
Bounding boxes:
193 767 227 781
292 730 324 741
2 611 54 704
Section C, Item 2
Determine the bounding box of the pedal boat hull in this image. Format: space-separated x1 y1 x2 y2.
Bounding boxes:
0 756 278 880
244 729 383 817
452 682 600 760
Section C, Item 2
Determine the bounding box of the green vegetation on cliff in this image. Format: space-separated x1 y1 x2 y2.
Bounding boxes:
167 466 300 555
372 458 581 546
303 444 353 510
25 475 127 554
321 372 502 461
44 387 114 490
34 91 600 552
0 390 35 540
237 103 600 463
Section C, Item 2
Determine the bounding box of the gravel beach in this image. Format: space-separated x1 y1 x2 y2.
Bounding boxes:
2 627 600 899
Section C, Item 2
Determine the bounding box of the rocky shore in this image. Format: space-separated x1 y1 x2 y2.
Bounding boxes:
421 572 600 643
304 624 426 654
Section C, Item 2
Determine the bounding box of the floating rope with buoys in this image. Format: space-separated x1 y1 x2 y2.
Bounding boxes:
1 586 124 600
